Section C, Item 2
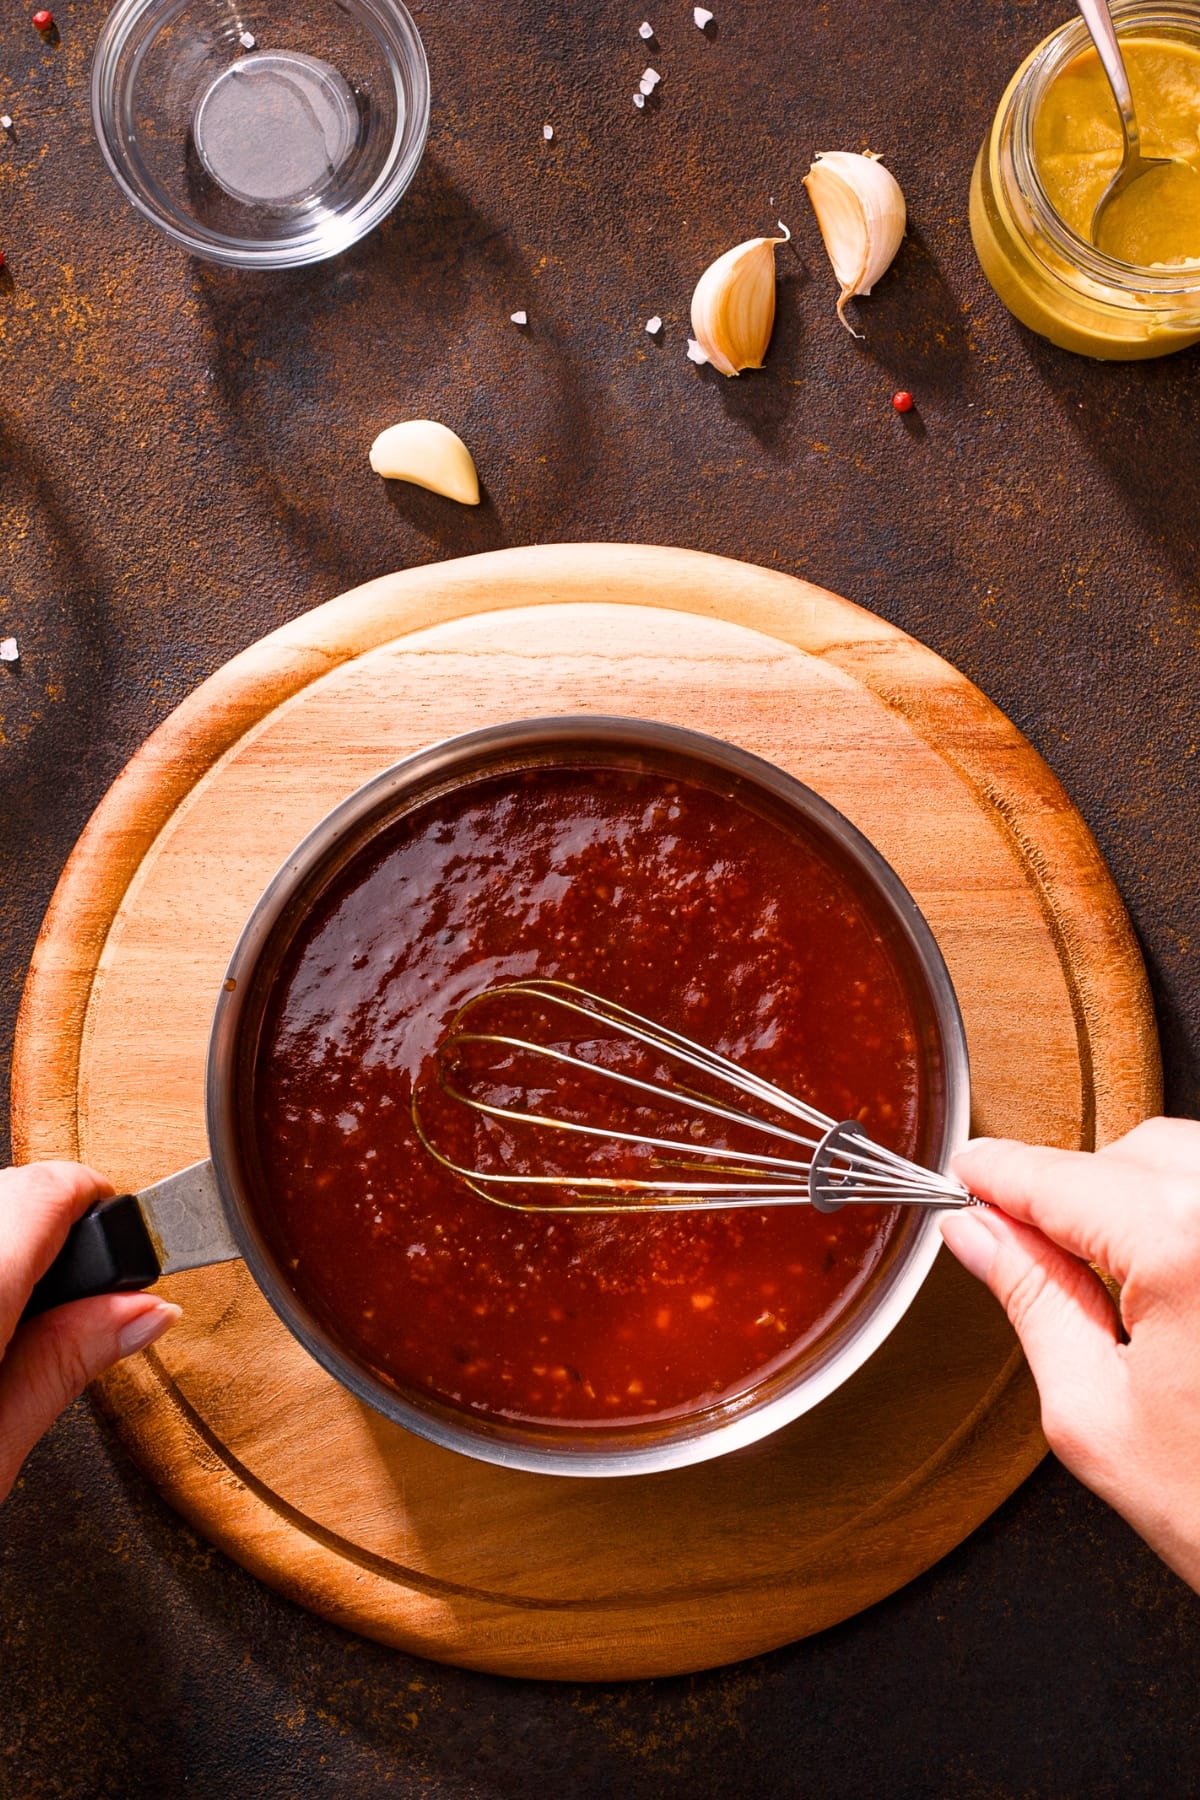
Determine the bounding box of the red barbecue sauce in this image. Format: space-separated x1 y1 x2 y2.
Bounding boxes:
251 764 924 1427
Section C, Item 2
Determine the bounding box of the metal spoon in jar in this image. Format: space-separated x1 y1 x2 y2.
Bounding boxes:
1076 0 1175 246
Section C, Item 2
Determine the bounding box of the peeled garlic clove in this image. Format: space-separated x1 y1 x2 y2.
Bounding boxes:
802 151 906 337
368 420 481 505
688 234 784 377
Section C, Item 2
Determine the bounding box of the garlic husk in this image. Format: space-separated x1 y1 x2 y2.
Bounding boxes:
688 234 784 376
368 420 481 505
802 151 906 336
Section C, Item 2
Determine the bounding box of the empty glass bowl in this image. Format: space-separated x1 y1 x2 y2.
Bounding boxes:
92 0 429 267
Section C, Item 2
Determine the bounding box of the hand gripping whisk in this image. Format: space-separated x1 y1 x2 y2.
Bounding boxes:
413 979 976 1215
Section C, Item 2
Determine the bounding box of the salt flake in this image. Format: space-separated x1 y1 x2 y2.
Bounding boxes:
510 309 528 326
640 66 661 92
238 30 256 49
0 636 19 662
694 6 713 26
0 116 12 133
686 339 708 365
638 19 654 37
645 315 663 335
542 123 554 140
633 91 645 109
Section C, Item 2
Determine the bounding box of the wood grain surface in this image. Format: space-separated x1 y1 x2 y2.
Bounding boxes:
10 544 1161 1680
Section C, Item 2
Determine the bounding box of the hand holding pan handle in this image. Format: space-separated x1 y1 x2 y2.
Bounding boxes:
21 1195 162 1322
19 1162 239 1323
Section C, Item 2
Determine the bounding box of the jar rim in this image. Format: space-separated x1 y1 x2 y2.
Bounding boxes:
1006 0 1200 297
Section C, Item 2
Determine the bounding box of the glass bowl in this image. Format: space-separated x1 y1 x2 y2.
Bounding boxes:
91 0 429 268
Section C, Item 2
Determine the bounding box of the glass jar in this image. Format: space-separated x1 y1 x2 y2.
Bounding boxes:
970 1 1200 359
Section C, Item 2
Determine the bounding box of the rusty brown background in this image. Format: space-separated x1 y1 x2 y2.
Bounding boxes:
2 0 1200 1793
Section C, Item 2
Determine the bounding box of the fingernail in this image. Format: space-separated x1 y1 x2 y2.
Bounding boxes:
950 1136 1000 1170
940 1210 998 1283
118 1301 182 1359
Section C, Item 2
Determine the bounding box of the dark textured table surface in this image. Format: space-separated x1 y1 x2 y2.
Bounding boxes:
2 0 1199 1794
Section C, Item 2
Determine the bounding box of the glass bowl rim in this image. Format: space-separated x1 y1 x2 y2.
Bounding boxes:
90 0 430 269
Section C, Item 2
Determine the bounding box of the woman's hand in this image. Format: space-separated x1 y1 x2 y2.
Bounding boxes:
0 1161 179 1503
942 1119 1200 1591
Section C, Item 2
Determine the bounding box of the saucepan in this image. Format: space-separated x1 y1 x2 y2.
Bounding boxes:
24 717 969 1477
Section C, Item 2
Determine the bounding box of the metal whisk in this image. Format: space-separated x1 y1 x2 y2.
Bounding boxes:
413 979 975 1215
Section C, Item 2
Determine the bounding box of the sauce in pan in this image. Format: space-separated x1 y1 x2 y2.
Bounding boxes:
250 762 929 1427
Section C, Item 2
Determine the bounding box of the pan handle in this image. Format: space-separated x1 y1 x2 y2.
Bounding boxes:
21 1195 162 1323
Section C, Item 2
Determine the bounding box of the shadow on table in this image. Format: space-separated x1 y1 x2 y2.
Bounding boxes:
839 221 977 410
189 156 597 599
1141 936 1200 1118
1000 330 1200 1110
686 242 810 453
69 1399 1200 1800
0 411 113 772
672 221 977 455
1016 330 1200 599
0 414 121 1161
74 1410 771 1799
0 410 117 863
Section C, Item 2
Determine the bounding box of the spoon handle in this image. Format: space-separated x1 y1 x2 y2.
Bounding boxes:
1076 0 1141 158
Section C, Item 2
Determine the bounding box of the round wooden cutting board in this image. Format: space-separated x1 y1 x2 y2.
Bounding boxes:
12 545 1159 1681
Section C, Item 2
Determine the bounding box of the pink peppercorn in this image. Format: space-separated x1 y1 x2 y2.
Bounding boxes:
32 10 53 29
892 391 914 414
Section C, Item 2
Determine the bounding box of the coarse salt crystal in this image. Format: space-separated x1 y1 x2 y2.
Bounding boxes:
0 636 19 662
694 6 713 26
0 117 12 132
542 123 553 140
510 309 528 326
638 19 654 37
633 91 645 109
686 339 708 365
238 30 256 49
645 315 663 335
640 66 661 91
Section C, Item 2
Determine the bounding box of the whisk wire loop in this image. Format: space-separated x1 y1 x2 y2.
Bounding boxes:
413 978 974 1216
440 1033 823 1170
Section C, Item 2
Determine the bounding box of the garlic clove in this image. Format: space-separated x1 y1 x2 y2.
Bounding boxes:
688 234 784 377
368 420 481 505
802 151 906 337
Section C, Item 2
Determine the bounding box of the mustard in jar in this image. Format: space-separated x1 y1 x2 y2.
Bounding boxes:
971 3 1200 358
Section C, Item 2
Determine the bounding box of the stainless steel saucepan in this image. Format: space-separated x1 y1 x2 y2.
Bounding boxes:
24 717 969 1477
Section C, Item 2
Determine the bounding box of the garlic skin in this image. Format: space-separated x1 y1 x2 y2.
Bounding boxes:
688 234 785 376
802 151 906 336
368 420 481 505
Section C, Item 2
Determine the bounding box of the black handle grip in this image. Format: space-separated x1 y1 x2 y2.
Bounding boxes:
21 1195 162 1323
